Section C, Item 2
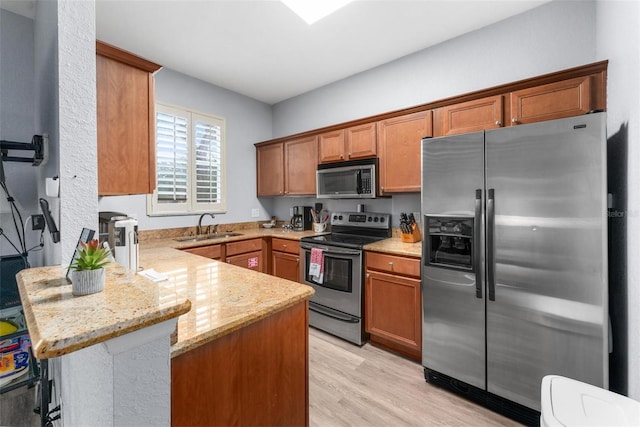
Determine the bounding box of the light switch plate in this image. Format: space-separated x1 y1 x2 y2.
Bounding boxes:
251 208 260 218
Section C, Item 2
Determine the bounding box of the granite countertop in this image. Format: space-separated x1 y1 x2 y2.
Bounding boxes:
138 247 314 357
16 225 414 360
143 225 422 258
16 263 191 359
17 242 315 360
364 237 422 258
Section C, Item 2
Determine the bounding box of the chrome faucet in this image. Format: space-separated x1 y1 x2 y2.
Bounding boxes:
197 213 216 235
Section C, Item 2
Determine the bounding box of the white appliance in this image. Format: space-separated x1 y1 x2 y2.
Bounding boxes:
113 217 138 273
541 375 640 427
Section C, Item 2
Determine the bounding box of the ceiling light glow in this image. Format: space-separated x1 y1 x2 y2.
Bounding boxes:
281 0 354 25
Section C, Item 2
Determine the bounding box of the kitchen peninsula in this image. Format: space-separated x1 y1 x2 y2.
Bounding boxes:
17 242 314 426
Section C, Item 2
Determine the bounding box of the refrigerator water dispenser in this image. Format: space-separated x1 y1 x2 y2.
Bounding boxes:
425 216 474 271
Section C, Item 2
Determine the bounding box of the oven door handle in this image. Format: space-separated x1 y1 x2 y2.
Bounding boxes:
309 304 359 323
300 243 361 256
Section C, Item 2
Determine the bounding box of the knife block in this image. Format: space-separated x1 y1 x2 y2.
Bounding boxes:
401 223 422 243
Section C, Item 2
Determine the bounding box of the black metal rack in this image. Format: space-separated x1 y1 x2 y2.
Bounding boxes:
0 135 44 165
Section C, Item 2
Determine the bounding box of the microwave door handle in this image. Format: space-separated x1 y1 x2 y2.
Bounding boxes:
356 169 363 194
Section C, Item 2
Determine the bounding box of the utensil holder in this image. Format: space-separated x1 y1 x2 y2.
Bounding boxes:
401 223 422 243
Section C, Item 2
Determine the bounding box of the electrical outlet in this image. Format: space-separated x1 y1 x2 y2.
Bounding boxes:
413 212 421 223
251 208 260 218
32 214 45 230
289 207 294 217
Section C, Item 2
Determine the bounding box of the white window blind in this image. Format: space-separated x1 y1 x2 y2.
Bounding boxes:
156 111 188 203
148 104 226 215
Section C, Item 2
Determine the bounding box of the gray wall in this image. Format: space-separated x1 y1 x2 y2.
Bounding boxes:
97 68 274 230
0 9 42 266
270 0 598 226
595 0 640 400
272 1 597 137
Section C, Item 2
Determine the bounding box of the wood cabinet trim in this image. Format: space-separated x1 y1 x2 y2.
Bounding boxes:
96 40 161 73
254 60 607 148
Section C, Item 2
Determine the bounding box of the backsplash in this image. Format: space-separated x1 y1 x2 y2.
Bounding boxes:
138 221 288 241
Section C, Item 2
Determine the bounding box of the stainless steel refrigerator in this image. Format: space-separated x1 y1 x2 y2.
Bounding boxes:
420 113 608 418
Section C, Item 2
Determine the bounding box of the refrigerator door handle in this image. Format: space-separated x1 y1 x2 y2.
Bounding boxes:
474 189 482 298
487 188 496 301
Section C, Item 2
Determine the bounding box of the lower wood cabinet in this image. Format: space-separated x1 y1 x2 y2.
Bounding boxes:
172 301 309 426
271 238 300 282
181 244 223 260
365 251 422 361
226 238 265 273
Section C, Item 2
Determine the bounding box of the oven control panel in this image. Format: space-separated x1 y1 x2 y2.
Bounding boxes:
331 211 391 229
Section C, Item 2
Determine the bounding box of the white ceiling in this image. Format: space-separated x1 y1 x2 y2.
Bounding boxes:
3 0 551 105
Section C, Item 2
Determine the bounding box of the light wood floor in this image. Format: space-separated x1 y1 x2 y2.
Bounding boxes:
308 327 522 427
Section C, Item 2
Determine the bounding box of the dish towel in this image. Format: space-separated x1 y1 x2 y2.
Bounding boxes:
309 248 324 284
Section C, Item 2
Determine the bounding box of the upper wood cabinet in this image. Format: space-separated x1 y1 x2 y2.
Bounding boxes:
434 95 504 136
256 136 317 197
509 74 604 125
255 62 607 197
256 142 285 196
284 136 317 195
318 123 376 163
96 41 161 196
377 110 432 194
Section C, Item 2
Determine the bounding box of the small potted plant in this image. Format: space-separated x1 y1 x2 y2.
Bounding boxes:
69 239 111 296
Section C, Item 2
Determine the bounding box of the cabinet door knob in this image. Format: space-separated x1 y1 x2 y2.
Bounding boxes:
388 262 393 266
512 118 519 124
348 152 352 157
283 244 287 249
366 273 370 278
495 120 502 126
340 154 344 159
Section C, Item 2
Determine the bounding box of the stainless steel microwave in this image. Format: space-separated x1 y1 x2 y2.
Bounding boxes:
316 158 377 199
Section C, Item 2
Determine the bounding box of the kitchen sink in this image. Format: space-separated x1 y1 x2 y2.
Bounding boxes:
175 233 242 242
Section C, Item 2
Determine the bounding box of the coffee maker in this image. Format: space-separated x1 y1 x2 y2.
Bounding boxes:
98 211 138 273
291 206 313 231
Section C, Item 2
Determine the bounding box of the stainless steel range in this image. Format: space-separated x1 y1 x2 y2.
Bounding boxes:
300 211 391 345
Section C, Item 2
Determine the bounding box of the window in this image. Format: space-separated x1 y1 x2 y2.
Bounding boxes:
147 103 226 215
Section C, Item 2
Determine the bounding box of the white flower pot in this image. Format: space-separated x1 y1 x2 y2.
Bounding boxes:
71 268 106 296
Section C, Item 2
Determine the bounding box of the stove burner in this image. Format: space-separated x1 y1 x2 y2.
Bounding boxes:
301 211 391 249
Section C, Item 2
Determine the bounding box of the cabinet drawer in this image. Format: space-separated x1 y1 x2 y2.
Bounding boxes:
226 251 263 272
226 238 263 256
272 238 300 255
182 244 223 260
366 252 420 277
